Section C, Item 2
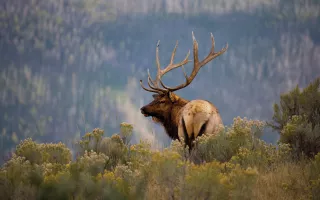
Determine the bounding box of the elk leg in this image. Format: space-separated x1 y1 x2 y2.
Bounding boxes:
181 117 191 150
197 119 209 138
193 112 211 138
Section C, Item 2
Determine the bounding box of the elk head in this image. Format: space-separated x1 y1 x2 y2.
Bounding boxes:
140 92 181 120
140 32 228 140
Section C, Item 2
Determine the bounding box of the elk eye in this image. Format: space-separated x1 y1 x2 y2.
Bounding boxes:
159 100 166 103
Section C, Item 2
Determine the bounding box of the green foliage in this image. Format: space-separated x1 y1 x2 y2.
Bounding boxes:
15 138 42 164
270 78 320 131
15 138 72 165
1 119 319 199
76 127 129 170
76 150 109 176
188 117 268 163
77 128 105 154
269 77 320 158
39 142 72 164
119 122 134 145
281 115 320 158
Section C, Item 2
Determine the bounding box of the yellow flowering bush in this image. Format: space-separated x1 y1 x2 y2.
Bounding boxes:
120 122 134 145
15 138 72 165
191 117 266 164
76 150 109 176
230 141 291 172
39 142 72 164
42 162 67 176
98 134 128 170
15 138 42 164
143 149 185 199
183 161 229 199
127 140 153 170
227 165 258 200
77 128 105 154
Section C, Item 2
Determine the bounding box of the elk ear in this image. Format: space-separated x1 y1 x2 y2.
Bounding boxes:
152 94 159 99
168 92 179 102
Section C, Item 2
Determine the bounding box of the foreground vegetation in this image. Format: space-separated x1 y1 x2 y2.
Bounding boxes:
0 118 319 200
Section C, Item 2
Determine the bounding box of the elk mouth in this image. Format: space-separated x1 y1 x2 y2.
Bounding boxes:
141 110 162 123
141 110 150 117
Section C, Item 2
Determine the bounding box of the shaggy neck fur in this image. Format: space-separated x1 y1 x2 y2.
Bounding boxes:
158 97 189 140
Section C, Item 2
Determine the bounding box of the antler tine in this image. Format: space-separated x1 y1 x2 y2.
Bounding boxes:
140 40 178 93
144 40 162 89
153 40 191 85
159 31 228 92
140 41 167 94
150 40 191 91
147 70 167 92
147 69 155 86
146 40 171 92
147 69 163 91
160 41 191 76
192 31 199 69
159 64 189 90
153 40 161 87
140 80 161 93
199 32 228 67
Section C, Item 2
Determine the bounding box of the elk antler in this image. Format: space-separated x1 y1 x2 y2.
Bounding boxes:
140 40 191 93
159 32 228 92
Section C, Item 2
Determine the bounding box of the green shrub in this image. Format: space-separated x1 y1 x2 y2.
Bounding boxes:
182 161 229 200
15 138 72 165
281 115 320 158
98 135 128 170
15 138 42 164
0 155 43 199
77 128 105 155
76 128 128 170
39 142 72 164
269 77 320 158
190 117 266 164
76 150 109 176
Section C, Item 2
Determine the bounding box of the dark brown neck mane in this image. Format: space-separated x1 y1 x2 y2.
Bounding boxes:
158 97 189 140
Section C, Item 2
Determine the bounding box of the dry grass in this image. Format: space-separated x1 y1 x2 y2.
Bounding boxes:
252 161 311 200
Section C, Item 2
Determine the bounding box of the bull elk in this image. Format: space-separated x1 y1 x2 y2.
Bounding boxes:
140 32 228 150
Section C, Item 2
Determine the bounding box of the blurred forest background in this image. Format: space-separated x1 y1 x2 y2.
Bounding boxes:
1 0 319 164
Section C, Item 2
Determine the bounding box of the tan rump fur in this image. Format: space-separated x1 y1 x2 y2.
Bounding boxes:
178 100 223 144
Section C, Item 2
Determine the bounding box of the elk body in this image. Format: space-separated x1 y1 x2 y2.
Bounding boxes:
140 32 228 150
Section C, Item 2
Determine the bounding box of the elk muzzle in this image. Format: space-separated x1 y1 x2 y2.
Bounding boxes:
140 106 149 117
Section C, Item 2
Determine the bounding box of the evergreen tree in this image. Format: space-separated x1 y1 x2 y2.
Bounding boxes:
269 77 320 157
